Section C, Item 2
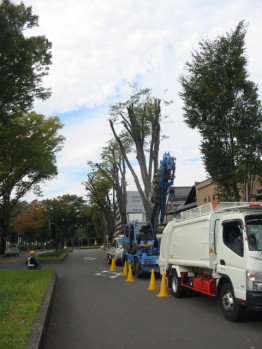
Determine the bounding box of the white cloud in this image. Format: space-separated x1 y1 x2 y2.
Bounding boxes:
18 0 262 201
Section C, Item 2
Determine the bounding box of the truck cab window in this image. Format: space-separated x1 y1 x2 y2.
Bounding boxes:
136 222 153 243
245 215 262 251
223 221 244 257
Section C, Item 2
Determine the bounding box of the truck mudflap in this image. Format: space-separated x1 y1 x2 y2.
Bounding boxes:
181 273 217 297
246 291 262 311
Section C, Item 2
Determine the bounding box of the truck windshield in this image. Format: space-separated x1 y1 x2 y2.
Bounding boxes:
135 222 154 242
245 215 262 251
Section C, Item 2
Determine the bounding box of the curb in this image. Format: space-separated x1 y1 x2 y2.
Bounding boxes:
25 271 57 349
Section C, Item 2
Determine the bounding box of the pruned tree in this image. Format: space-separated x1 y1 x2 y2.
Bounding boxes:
97 138 128 225
179 21 262 201
109 84 171 220
84 170 115 244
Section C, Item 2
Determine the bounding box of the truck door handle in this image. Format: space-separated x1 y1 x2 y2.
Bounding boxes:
220 259 226 265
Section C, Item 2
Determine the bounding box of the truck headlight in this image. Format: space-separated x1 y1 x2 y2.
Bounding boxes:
254 282 262 292
246 271 262 292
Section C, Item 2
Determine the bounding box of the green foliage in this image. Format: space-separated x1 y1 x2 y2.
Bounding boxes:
0 269 53 349
43 195 92 246
0 112 64 251
180 21 262 201
0 0 52 119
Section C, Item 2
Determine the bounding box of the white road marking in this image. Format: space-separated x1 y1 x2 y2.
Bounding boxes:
83 257 96 261
95 270 122 279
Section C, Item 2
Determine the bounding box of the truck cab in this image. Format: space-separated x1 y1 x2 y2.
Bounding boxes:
122 221 159 277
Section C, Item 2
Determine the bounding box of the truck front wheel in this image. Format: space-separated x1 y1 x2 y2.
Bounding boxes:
171 271 186 298
220 282 243 322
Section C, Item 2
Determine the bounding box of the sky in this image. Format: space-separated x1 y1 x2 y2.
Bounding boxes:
17 0 262 202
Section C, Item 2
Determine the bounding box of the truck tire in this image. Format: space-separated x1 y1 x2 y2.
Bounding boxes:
220 282 244 322
170 271 186 298
134 258 142 278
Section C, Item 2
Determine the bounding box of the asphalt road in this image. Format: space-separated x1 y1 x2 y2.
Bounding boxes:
1 249 262 349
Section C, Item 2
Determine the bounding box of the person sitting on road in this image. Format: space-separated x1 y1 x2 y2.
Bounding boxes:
28 250 42 269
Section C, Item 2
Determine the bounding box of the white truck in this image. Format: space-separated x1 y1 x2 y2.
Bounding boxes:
105 235 124 265
158 202 262 321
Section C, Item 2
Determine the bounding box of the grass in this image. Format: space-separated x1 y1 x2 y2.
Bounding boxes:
0 269 54 349
37 249 68 261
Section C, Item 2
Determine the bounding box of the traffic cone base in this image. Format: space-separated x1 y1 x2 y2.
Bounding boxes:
110 256 117 272
157 273 171 297
125 263 134 282
147 269 158 291
122 261 128 277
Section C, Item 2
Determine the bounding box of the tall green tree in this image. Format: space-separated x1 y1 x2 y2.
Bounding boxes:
0 112 64 251
179 21 262 201
43 195 91 248
109 84 171 220
0 0 52 120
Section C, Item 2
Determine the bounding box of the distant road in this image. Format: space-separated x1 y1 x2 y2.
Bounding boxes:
39 249 262 349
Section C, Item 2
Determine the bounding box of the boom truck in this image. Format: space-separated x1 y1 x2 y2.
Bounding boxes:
158 201 262 321
122 152 175 277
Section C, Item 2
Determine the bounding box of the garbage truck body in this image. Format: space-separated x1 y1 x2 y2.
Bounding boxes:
158 202 262 321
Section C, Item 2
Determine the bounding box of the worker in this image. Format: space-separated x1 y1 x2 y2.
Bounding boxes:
28 250 42 269
234 232 243 256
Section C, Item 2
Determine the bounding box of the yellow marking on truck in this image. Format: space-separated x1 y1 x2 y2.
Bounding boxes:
209 248 214 253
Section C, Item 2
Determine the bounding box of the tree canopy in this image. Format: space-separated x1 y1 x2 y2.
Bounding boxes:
0 111 65 251
179 21 262 201
0 0 52 120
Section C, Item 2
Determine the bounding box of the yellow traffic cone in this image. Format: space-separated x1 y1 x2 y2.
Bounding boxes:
125 263 134 282
157 273 171 297
110 256 117 272
147 269 158 291
122 260 128 277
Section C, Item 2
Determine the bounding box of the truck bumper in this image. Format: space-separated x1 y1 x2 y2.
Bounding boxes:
141 264 159 273
246 291 262 311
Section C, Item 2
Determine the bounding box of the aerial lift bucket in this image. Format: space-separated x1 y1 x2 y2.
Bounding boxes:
157 274 171 297
147 269 158 291
110 256 117 272
125 263 134 282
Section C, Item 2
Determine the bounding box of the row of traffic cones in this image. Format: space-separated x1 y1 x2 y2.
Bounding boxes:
110 257 170 297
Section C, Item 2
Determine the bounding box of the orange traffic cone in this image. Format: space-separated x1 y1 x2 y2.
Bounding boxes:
125 263 134 282
110 256 117 272
147 269 158 291
157 273 171 297
122 260 128 277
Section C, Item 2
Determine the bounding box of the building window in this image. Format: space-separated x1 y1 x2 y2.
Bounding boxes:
133 209 141 212
132 196 141 202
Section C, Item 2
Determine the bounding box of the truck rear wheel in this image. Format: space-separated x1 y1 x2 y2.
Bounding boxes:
220 282 243 322
171 271 186 298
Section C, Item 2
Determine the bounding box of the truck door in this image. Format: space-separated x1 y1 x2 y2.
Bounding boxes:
217 220 246 300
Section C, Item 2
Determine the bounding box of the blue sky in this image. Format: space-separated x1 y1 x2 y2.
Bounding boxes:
19 0 262 201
